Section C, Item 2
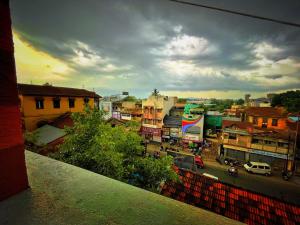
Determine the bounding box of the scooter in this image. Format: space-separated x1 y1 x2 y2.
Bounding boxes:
282 170 292 181
228 166 238 177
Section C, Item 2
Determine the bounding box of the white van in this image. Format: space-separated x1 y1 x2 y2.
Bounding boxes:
244 161 272 176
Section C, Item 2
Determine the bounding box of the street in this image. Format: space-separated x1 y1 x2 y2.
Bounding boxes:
147 142 300 206
198 160 300 205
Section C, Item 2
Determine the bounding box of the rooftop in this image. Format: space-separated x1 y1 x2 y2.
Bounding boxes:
244 107 287 118
0 151 240 225
18 83 101 98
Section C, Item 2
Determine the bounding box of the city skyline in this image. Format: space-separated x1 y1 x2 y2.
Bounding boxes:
11 0 300 98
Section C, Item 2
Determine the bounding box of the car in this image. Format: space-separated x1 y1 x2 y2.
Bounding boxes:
244 161 271 176
195 155 204 169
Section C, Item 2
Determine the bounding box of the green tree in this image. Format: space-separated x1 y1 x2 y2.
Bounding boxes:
122 96 137 102
235 98 245 105
271 90 300 112
55 107 177 190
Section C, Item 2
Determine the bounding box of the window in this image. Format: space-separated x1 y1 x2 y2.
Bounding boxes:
84 97 90 104
69 98 75 108
228 133 236 140
262 117 268 128
278 142 289 148
252 165 257 169
252 138 263 144
264 140 276 146
258 166 264 169
272 119 278 126
35 99 44 109
53 98 60 108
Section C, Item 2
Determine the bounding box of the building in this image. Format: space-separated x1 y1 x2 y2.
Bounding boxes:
243 107 288 129
182 104 205 144
223 104 244 118
18 83 101 131
141 94 176 142
204 111 223 135
244 94 272 107
120 101 143 121
162 115 182 142
221 120 295 170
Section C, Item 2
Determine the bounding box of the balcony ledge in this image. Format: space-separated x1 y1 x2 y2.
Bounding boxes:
0 151 241 225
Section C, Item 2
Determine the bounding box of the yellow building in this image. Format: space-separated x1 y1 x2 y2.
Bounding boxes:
18 83 101 131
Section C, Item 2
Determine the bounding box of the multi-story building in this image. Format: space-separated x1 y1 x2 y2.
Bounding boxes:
18 83 100 131
221 120 295 171
141 95 176 142
182 104 205 144
243 107 288 129
120 101 143 121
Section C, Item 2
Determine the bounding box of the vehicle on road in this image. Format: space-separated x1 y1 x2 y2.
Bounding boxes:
195 155 204 169
244 161 271 176
228 166 238 177
282 170 293 181
224 158 242 167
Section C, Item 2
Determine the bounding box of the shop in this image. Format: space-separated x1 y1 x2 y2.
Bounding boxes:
141 126 162 143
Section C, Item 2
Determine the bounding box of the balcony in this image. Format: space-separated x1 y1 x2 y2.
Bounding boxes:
0 151 239 225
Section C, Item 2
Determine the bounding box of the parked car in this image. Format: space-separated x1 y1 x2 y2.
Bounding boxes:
244 161 271 176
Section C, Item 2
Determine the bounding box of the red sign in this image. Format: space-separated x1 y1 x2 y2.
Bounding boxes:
141 126 161 136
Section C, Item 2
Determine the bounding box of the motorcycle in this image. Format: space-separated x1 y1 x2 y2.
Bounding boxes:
282 170 292 181
224 158 241 167
228 166 238 177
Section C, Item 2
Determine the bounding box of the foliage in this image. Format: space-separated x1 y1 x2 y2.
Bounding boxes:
24 131 40 153
235 98 245 105
271 90 300 113
54 107 177 191
122 96 137 102
130 156 178 192
124 120 141 132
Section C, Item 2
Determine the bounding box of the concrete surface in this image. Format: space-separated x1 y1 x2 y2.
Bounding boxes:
0 151 242 225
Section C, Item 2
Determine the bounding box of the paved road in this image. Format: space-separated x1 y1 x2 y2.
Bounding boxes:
198 160 300 205
146 142 300 206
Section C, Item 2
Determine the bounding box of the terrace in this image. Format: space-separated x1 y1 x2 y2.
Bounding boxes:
0 151 241 225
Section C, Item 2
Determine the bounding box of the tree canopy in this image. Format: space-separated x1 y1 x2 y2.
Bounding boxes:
271 90 300 113
54 108 177 191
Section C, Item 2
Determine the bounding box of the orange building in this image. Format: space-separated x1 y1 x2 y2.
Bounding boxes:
244 107 288 130
18 83 101 131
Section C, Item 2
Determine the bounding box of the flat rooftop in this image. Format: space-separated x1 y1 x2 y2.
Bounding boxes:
0 151 242 225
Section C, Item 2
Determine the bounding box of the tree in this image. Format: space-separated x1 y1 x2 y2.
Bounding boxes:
54 107 177 191
271 90 300 112
122 96 137 102
235 98 245 105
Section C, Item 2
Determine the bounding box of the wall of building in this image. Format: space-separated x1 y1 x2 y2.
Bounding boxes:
0 0 28 200
247 116 287 129
20 95 95 131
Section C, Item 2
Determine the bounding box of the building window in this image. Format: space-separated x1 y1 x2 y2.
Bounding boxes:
228 133 236 140
262 117 268 128
84 97 90 105
53 98 60 108
272 119 278 126
264 140 276 146
35 99 44 109
69 98 75 108
252 138 263 144
278 142 289 148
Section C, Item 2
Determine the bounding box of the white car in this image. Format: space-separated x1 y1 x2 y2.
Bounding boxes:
244 161 271 176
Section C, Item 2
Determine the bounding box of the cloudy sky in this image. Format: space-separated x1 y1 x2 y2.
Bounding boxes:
10 0 300 98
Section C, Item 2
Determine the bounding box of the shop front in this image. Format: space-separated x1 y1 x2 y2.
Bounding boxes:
141 126 162 143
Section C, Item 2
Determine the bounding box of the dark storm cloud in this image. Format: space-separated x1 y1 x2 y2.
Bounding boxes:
10 0 300 96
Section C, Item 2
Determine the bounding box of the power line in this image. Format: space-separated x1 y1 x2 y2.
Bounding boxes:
169 0 300 28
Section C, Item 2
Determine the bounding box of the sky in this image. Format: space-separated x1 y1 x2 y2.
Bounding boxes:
10 0 300 99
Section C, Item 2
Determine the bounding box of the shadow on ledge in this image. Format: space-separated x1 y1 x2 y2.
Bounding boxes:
0 151 242 225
